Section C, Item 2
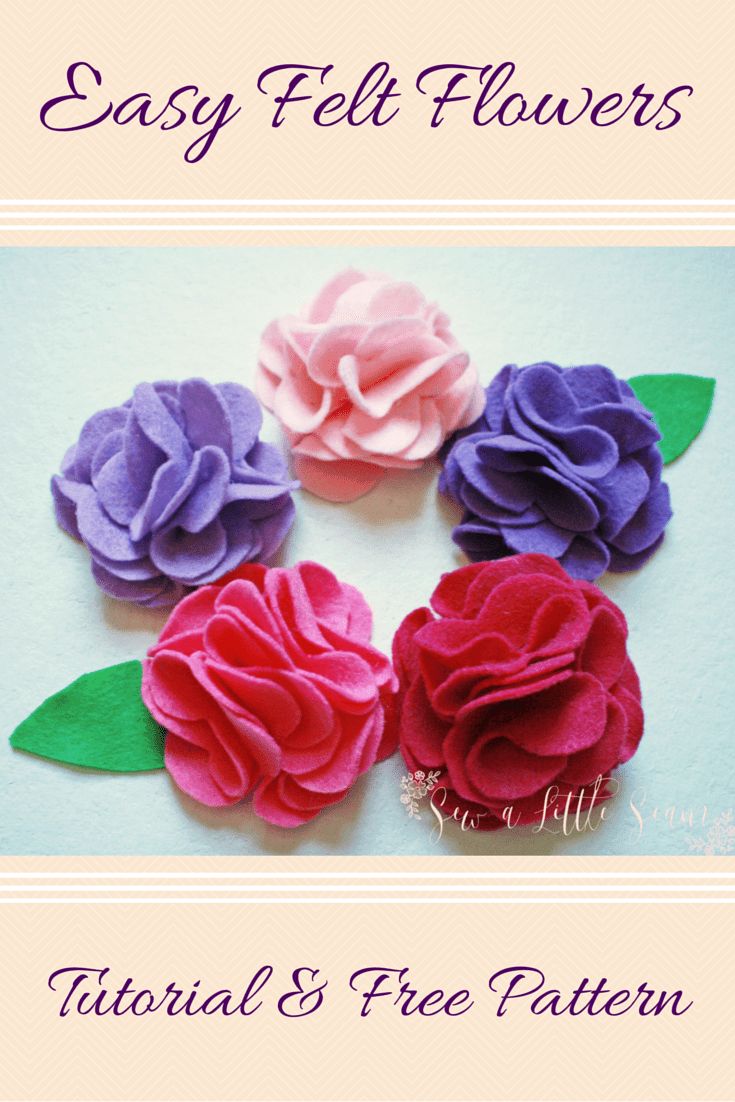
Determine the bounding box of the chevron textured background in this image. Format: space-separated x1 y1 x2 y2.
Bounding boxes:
1 0 734 245
0 857 733 1099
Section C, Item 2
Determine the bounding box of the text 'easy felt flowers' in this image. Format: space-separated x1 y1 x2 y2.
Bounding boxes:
52 379 298 607
142 561 398 826
393 554 644 830
256 269 485 502
440 363 672 580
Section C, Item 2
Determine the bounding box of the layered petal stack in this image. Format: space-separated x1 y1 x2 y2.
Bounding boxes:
393 554 644 830
256 269 485 501
440 363 672 580
142 561 398 826
52 379 298 607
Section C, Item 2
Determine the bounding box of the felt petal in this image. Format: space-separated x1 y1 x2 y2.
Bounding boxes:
248 498 295 561
90 429 125 482
163 732 243 807
454 443 537 513
473 433 550 473
344 395 423 456
128 457 190 542
583 402 660 454
131 382 190 462
303 324 365 387
93 449 146 526
429 563 490 619
272 365 334 435
51 475 83 539
145 653 274 807
558 535 610 580
577 605 628 688
173 446 231 533
91 561 181 608
178 378 233 455
501 519 575 558
610 683 645 762
253 774 345 827
400 677 452 767
164 713 264 807
452 522 510 563
149 518 228 583
241 439 292 482
296 561 363 636
527 469 599 532
607 533 665 573
446 727 567 803
560 696 631 786
482 673 608 756
597 457 651 539
293 455 384 501
393 607 434 684
611 481 672 555
216 382 263 458
204 608 290 671
306 268 366 323
297 711 380 793
76 488 148 562
155 584 219 646
124 411 166 487
435 664 568 721
564 364 624 405
72 406 128 482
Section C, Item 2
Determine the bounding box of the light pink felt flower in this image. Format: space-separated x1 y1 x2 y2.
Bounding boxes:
255 269 485 501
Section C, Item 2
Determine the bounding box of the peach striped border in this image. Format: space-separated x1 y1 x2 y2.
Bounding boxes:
1 865 733 903
2 200 735 234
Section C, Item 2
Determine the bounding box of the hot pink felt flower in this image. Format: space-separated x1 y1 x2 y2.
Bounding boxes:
255 269 485 501
142 560 398 827
393 554 644 830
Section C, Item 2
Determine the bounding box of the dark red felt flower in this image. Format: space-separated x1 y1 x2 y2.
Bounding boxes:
393 553 643 830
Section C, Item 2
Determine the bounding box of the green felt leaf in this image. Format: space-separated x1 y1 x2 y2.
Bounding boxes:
628 373 715 464
10 660 165 772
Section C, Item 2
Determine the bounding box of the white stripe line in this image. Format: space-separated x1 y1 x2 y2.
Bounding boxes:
2 225 735 232
1 211 734 219
1 198 735 206
0 884 733 893
1 872 731 881
0 897 731 904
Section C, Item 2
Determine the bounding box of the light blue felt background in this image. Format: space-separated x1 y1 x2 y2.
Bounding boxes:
1 246 733 855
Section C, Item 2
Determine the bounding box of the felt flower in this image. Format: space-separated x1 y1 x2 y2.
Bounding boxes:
256 268 485 501
52 379 298 608
142 561 398 826
439 363 672 580
393 554 644 831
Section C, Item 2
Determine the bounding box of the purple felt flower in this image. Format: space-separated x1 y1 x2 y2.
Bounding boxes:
439 363 672 581
52 379 299 607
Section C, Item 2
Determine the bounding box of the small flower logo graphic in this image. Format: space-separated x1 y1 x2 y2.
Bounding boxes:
687 810 735 855
400 769 442 820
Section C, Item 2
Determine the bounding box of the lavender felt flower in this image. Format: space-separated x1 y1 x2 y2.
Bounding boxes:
439 363 672 580
52 379 298 607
